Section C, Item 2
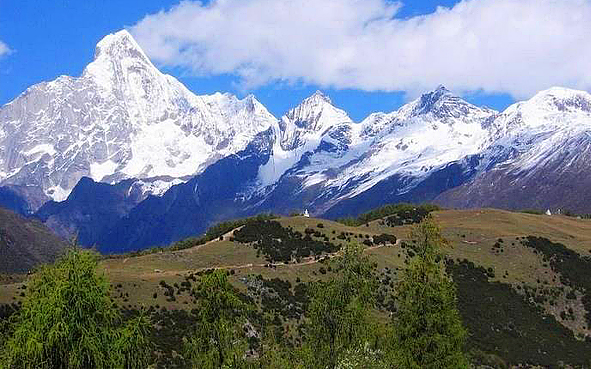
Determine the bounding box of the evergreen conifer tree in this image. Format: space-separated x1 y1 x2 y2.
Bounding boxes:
391 217 468 369
303 243 380 368
0 247 151 369
184 269 251 369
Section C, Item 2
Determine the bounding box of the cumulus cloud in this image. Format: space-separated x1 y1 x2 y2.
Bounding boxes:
131 0 591 98
0 40 11 58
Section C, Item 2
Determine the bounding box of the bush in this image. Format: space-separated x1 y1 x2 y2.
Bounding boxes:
233 220 340 263
337 203 440 226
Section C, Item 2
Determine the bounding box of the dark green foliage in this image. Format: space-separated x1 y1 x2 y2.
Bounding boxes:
203 213 276 242
116 310 152 369
337 203 440 226
521 236 591 326
383 205 433 226
233 220 340 262
302 243 381 368
0 304 18 351
0 248 150 369
105 213 277 258
184 270 251 368
148 307 196 369
520 209 544 215
252 277 309 320
373 234 397 245
391 218 468 369
449 260 591 367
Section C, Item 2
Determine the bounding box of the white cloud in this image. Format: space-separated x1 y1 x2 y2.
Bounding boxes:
131 0 591 98
0 40 11 58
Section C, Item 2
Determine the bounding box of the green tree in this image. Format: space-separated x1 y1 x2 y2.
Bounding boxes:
302 243 379 368
390 217 468 369
184 269 251 369
257 324 301 369
115 310 152 369
0 247 150 369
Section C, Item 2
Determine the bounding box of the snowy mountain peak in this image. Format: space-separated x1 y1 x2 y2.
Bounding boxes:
307 90 332 104
0 29 276 204
414 85 460 114
94 30 153 71
93 29 148 62
285 91 349 129
527 87 591 113
533 86 590 99
491 87 591 137
404 85 494 121
83 29 160 93
277 91 353 151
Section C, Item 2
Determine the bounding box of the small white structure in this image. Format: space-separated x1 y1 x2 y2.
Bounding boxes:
545 209 552 216
304 209 310 217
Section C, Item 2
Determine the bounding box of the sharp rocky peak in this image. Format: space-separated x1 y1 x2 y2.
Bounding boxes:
92 30 150 64
414 85 456 112
284 90 351 132
408 85 489 119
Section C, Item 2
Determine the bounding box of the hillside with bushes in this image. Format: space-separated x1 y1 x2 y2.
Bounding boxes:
2 207 591 367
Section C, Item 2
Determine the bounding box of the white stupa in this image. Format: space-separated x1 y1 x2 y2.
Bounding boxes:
304 209 310 217
545 209 552 216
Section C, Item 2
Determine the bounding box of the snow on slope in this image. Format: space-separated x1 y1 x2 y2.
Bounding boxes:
483 87 591 175
339 87 497 197
258 91 355 187
0 30 276 202
4 27 591 218
434 87 591 213
254 86 498 209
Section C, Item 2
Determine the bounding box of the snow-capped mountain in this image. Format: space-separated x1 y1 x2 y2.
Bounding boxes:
436 87 591 213
32 84 591 251
4 29 591 250
0 30 275 207
249 85 497 216
258 91 355 188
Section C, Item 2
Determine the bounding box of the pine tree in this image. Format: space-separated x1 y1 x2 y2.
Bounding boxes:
391 217 469 369
0 247 151 369
303 243 380 368
184 269 251 369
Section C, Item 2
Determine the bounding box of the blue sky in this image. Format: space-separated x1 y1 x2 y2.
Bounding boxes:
1 0 589 121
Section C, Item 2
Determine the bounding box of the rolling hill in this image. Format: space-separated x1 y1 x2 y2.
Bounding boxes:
2 207 591 367
0 206 68 274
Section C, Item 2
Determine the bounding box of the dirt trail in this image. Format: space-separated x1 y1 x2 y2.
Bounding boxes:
141 237 400 279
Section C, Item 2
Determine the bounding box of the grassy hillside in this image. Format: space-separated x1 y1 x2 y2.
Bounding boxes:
2 208 591 367
0 206 68 273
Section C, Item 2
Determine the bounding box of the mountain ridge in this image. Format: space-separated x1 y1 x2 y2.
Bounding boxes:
3 29 591 250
